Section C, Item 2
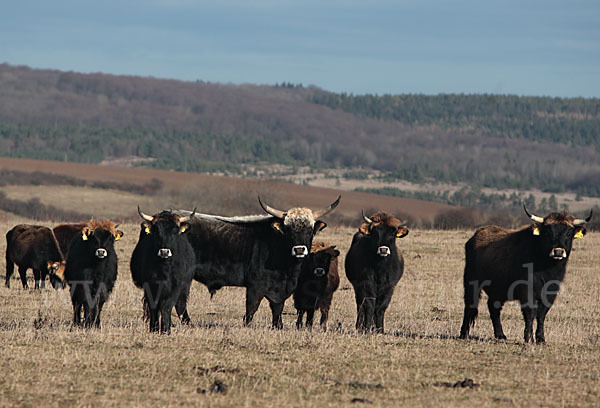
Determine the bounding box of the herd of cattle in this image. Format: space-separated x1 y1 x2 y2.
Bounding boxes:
3 195 593 343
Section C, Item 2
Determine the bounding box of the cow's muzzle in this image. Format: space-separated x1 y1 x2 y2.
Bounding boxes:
377 246 391 257
291 245 308 258
95 248 108 259
313 267 326 277
158 248 173 259
549 247 567 260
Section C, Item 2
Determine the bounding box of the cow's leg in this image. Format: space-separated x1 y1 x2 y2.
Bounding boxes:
40 268 47 289
459 279 481 339
160 303 173 334
520 301 536 343
18 266 29 289
94 301 104 329
149 305 160 333
487 298 506 340
5 258 14 288
356 294 375 333
374 290 395 334
296 310 305 329
174 284 191 325
305 308 315 329
535 303 551 344
268 300 284 329
243 287 263 326
319 306 330 331
33 268 41 290
73 302 82 326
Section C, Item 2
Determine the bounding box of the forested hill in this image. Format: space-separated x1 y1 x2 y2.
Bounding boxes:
1 63 600 195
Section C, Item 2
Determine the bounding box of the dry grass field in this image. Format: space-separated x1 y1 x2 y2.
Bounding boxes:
0 220 598 407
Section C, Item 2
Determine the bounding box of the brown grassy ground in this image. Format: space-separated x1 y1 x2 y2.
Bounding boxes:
0 221 598 407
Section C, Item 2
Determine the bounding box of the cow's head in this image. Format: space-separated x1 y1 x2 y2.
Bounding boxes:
138 207 194 260
524 204 591 262
359 210 409 258
258 196 340 260
79 219 124 261
47 260 67 289
306 242 340 278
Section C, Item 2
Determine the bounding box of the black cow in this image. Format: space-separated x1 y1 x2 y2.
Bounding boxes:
175 196 340 328
131 209 196 333
65 220 123 328
459 205 592 343
5 224 66 289
345 211 409 333
294 241 340 330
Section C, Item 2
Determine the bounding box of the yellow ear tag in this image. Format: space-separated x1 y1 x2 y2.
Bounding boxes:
273 223 282 232
115 233 122 241
82 232 88 241
144 226 151 234
532 225 540 236
179 225 188 233
574 229 584 239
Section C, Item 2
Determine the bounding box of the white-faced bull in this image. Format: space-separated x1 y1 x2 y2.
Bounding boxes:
459 205 592 343
174 195 340 329
130 209 196 333
345 211 409 333
64 220 123 328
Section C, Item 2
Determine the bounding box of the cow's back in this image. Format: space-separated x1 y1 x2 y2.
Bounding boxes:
465 224 532 285
6 224 56 265
53 223 86 256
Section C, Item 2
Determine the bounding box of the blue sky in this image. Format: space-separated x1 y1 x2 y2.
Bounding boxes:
2 0 599 97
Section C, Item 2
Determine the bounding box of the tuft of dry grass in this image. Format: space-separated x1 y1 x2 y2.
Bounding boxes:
0 222 598 407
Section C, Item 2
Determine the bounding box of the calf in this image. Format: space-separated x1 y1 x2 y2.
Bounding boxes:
294 241 340 330
64 220 123 328
5 224 66 289
459 205 592 343
345 211 409 333
131 208 195 333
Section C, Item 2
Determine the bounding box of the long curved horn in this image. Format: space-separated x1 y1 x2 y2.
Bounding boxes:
179 207 197 223
258 196 286 219
523 203 544 223
362 209 373 224
138 206 154 222
573 209 593 226
313 195 342 219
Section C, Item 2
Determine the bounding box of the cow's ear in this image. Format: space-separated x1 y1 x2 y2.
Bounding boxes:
532 224 541 236
143 222 151 235
574 226 586 239
396 226 409 239
179 222 190 234
115 230 124 241
333 249 340 257
359 223 370 234
314 220 327 234
82 229 89 241
271 221 284 234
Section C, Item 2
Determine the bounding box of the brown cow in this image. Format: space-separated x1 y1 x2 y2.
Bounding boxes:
294 241 340 330
5 224 66 289
459 205 592 343
53 223 87 256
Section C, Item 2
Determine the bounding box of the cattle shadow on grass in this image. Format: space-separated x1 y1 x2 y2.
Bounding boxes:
391 329 522 345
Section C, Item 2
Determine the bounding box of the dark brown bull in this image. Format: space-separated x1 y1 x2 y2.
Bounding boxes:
5 224 66 289
294 241 340 330
174 196 340 329
345 211 409 333
459 205 591 343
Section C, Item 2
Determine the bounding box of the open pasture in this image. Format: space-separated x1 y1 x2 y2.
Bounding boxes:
0 222 599 407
